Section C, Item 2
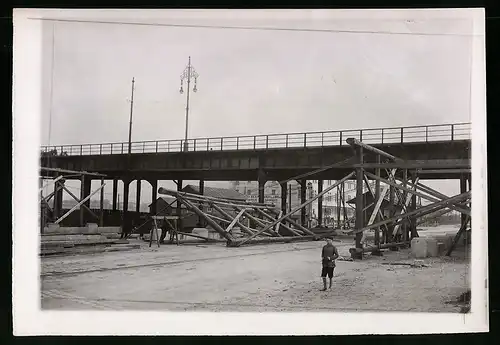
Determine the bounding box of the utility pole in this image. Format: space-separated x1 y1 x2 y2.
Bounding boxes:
128 77 135 155
179 56 199 152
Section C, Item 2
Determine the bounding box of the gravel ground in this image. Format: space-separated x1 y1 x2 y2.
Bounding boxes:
41 227 470 312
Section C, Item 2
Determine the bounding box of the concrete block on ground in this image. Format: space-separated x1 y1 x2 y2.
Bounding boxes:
426 238 439 257
41 238 118 247
411 238 428 258
437 242 447 256
87 223 99 234
41 234 107 242
97 226 122 234
43 226 88 235
192 228 209 238
103 233 122 239
45 223 60 234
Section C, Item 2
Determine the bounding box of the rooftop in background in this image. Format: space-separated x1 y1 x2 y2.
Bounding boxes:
183 184 246 201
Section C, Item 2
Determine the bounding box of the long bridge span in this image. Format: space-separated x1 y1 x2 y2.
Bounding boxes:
40 122 471 228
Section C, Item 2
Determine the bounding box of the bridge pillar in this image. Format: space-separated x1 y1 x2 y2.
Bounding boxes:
80 175 92 226
99 177 105 227
410 172 418 239
280 182 287 215
257 170 266 204
112 179 118 211
198 180 205 226
53 176 63 220
136 179 142 213
402 169 409 244
299 180 306 227
120 178 132 237
354 146 364 258
374 155 381 246
317 180 323 227
150 180 158 215
460 174 467 229
177 180 183 231
388 185 395 245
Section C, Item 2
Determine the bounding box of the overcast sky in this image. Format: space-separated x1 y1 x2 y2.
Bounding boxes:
37 9 475 201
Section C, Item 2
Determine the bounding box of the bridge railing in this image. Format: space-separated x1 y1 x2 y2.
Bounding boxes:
41 122 471 156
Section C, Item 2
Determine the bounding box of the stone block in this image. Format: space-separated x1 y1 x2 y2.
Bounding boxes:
426 238 439 257
193 228 209 238
87 223 99 234
437 242 447 255
41 234 106 242
97 226 122 234
411 238 428 258
44 223 61 234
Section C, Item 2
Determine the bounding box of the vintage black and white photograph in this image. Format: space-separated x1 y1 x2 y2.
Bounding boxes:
13 8 488 335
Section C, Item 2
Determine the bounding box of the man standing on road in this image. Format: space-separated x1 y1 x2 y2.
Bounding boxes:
321 238 339 291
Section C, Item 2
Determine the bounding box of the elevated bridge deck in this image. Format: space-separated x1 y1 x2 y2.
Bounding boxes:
41 122 471 181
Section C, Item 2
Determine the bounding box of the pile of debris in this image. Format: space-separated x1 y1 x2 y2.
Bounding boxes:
40 223 140 256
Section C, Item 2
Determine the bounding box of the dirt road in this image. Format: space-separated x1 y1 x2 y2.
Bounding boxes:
41 236 470 312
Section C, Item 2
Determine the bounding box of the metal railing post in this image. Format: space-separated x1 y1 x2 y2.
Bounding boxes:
100 144 102 155
194 139 197 152
400 128 404 143
80 145 83 155
254 136 256 150
168 141 170 152
221 138 223 150
339 131 343 146
425 127 428 142
381 129 384 144
266 136 269 149
121 143 124 154
321 132 324 146
451 124 454 141
156 141 158 153
236 137 239 150
304 133 307 147
143 142 145 153
359 130 363 141
286 134 289 148
207 139 209 151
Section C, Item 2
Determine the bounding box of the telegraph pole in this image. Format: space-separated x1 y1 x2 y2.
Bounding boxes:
179 56 199 152
128 77 135 155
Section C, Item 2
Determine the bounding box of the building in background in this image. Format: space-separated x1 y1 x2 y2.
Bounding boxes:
231 180 303 210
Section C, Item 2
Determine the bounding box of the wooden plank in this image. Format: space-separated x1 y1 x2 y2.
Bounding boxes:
55 183 106 224
225 208 247 233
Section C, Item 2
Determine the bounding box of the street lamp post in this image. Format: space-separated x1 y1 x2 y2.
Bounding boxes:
127 77 135 155
179 56 199 152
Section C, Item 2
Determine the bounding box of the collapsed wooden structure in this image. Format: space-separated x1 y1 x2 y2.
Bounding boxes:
39 167 108 232
158 137 471 257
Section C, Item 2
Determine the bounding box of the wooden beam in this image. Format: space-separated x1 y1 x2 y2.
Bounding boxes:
365 171 471 216
40 167 106 177
55 182 106 224
263 208 316 236
236 172 355 246
176 195 234 242
352 159 471 170
346 138 403 162
347 191 470 235
234 208 280 237
446 215 470 256
60 184 99 219
39 175 63 193
211 204 262 236
224 208 247 233
227 235 316 247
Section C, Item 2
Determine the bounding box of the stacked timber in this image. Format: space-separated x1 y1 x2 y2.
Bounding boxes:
40 223 140 256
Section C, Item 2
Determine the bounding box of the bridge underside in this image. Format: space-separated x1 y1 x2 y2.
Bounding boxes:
40 139 472 257
41 140 470 181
